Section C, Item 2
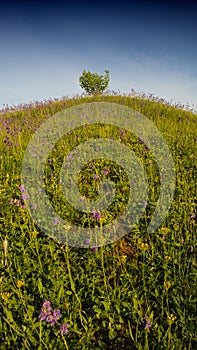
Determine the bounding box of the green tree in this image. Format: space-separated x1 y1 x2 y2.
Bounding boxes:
79 69 110 95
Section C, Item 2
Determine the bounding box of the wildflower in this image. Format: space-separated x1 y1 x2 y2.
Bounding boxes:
19 185 26 193
95 211 102 219
21 194 29 200
45 309 61 326
54 217 60 225
9 198 14 205
144 317 151 330
164 281 171 291
60 322 68 334
66 152 72 161
190 212 195 219
103 166 109 175
94 146 100 152
46 313 56 326
1 292 13 300
63 224 71 232
53 309 61 322
167 314 176 325
91 211 102 220
120 254 127 263
48 159 52 164
44 308 61 326
85 238 90 245
17 280 25 288
92 246 98 253
93 174 99 180
31 231 39 236
165 255 172 261
138 240 149 251
38 300 52 321
80 196 86 202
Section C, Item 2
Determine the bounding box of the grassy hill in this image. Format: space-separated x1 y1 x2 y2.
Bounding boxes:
0 93 196 349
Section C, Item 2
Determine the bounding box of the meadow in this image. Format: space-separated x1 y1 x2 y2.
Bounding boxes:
0 93 196 349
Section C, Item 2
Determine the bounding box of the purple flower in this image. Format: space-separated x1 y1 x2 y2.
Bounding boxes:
45 309 61 326
92 246 98 253
21 194 29 200
144 317 151 330
9 198 14 205
42 300 51 310
48 159 52 164
38 311 48 321
19 185 26 193
53 309 61 318
66 152 72 161
95 211 102 219
60 322 68 334
120 129 125 135
143 202 147 208
93 174 99 180
46 314 56 326
54 217 60 225
103 166 109 175
53 309 61 323
85 238 90 245
94 146 100 152
91 211 102 220
143 144 149 152
190 212 195 219
38 300 52 321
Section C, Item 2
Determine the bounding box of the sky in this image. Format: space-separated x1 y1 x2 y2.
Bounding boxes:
0 0 197 111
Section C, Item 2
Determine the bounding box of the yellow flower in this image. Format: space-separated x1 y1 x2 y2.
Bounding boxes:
164 281 171 290
120 254 127 263
30 231 39 236
17 280 25 288
138 240 149 251
167 314 176 324
160 228 170 232
63 223 72 230
165 255 172 261
1 292 13 300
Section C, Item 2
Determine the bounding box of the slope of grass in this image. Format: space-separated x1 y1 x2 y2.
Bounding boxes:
0 94 196 349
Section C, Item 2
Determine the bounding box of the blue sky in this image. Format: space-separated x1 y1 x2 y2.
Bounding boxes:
0 0 197 111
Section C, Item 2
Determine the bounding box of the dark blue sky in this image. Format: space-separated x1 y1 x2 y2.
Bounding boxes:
0 0 197 110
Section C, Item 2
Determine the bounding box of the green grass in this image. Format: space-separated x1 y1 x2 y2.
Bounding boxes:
0 93 196 349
